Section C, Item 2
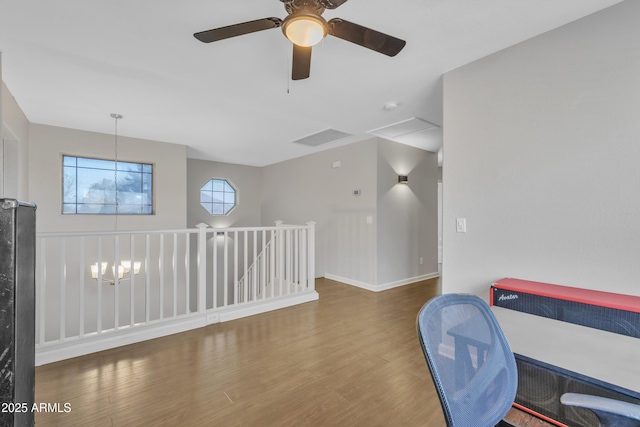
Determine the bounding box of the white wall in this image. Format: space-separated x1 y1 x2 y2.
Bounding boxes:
29 123 187 232
442 1 640 297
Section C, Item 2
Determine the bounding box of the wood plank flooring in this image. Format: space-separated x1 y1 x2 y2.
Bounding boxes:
35 277 446 426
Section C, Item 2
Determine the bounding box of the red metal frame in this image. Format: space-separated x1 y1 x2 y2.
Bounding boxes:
491 278 640 313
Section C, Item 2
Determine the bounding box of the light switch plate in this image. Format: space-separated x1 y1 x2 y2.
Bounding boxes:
456 218 467 233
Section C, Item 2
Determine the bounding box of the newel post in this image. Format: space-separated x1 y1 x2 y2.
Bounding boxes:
306 221 316 290
196 223 208 313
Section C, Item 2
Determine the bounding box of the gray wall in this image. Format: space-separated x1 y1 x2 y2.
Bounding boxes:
187 158 262 228
377 139 439 285
2 81 30 200
442 1 640 297
261 137 439 287
30 123 187 232
261 139 378 281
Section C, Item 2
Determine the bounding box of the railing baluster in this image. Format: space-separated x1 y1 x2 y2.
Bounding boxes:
212 230 217 310
307 222 316 290
252 230 257 302
196 224 207 313
130 234 135 327
159 233 164 320
278 228 284 297
59 238 66 340
223 231 229 307
79 237 85 337
261 229 266 300
234 230 238 305
270 229 275 299
294 229 299 290
185 232 190 314
145 234 151 323
286 229 292 295
301 229 307 290
243 230 248 303
173 233 178 318
114 235 120 331
39 238 46 344
97 237 103 334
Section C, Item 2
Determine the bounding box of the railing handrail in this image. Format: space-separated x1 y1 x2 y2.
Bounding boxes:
37 224 310 239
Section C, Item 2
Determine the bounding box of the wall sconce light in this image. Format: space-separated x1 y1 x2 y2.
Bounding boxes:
398 175 409 184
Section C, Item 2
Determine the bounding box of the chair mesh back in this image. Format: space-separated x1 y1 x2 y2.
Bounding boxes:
417 294 518 427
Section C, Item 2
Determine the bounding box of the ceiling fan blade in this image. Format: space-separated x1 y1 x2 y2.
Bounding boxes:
194 17 282 43
292 44 312 80
328 18 406 57
319 0 349 9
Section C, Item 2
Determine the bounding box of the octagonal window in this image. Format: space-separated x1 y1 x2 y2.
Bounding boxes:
200 178 236 215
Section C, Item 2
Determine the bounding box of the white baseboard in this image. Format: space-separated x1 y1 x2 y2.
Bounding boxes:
324 272 439 292
218 290 319 322
36 290 319 366
35 316 207 366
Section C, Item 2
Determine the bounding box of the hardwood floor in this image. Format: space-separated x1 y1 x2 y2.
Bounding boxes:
35 277 445 426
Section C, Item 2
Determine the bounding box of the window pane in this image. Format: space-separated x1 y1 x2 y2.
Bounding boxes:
202 203 214 215
223 204 234 214
77 157 115 170
63 167 77 203
212 180 225 192
225 192 235 204
210 203 224 215
63 156 76 166
77 168 115 204
63 155 152 215
212 191 224 203
143 173 152 193
116 161 142 172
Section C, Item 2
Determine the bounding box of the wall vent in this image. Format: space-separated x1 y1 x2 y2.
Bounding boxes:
292 129 352 147
368 117 442 153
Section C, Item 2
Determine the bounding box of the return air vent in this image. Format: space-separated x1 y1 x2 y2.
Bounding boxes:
369 117 442 153
292 129 352 147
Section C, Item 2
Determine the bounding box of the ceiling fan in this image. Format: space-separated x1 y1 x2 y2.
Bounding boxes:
194 0 406 80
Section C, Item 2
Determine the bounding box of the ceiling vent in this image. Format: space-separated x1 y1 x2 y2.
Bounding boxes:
292 128 352 147
369 117 442 153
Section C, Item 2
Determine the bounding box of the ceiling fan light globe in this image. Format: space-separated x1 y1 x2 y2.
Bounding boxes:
283 15 327 47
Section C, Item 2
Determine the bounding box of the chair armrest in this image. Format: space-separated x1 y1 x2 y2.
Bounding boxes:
561 393 640 421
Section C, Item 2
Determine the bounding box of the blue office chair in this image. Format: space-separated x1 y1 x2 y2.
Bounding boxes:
417 294 518 427
417 294 640 427
561 393 640 427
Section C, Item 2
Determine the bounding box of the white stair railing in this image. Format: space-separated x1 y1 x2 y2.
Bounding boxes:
35 222 316 365
236 221 316 304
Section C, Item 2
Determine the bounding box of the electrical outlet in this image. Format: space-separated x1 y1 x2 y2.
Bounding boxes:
206 313 219 324
420 257 424 265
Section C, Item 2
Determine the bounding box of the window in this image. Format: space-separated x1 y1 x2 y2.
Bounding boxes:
200 178 236 215
63 155 153 214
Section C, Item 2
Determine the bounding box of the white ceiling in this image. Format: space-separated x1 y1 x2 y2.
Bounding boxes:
0 0 623 167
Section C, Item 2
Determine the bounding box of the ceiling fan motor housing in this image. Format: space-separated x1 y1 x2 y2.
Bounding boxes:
282 0 326 16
